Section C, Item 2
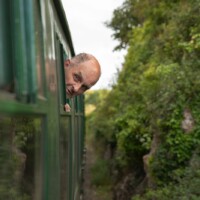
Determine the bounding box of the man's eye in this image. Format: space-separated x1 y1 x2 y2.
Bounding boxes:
73 74 80 82
81 85 89 91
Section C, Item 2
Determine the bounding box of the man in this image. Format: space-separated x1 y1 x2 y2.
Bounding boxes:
64 53 101 111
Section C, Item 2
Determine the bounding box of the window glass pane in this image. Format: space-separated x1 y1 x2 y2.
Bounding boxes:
75 95 84 113
56 38 65 106
0 115 43 200
73 116 79 197
60 116 71 199
75 96 79 113
34 0 45 98
0 1 14 93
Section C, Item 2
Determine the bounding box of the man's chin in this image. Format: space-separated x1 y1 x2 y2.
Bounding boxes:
66 93 74 99
66 90 73 98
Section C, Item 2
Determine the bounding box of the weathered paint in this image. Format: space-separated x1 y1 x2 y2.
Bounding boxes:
0 0 85 200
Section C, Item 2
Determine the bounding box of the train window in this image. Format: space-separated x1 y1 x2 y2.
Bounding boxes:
60 116 71 199
0 115 43 200
75 96 79 113
74 115 79 183
34 0 46 99
0 1 37 102
55 35 72 112
75 95 85 113
63 51 71 106
11 1 38 102
0 1 14 93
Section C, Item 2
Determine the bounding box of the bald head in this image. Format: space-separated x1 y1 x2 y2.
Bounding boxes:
70 53 96 64
64 53 101 98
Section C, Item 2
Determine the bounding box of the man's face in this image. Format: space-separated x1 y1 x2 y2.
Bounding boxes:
65 60 100 98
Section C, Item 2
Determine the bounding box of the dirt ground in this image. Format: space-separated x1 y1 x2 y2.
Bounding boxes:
82 141 101 200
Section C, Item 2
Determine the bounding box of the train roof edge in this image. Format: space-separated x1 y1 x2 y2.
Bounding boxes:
53 0 75 57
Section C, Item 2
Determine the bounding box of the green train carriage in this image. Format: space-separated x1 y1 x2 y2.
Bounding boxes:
0 0 85 199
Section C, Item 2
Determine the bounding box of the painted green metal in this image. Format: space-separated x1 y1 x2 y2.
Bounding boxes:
0 0 85 199
11 0 28 101
24 0 37 102
0 1 13 89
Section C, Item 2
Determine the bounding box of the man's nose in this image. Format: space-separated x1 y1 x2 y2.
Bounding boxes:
73 83 81 92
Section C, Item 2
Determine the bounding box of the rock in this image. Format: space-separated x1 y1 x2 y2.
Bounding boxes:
181 108 194 133
143 133 160 188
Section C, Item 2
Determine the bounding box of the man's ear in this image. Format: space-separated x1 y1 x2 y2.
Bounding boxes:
64 59 71 68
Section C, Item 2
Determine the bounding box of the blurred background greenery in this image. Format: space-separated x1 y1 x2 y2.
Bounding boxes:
84 0 200 199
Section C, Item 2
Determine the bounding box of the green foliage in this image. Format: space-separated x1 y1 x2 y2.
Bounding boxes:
106 0 140 50
87 0 200 198
0 117 38 200
94 187 112 200
132 148 200 200
91 158 112 187
85 89 109 106
113 106 151 170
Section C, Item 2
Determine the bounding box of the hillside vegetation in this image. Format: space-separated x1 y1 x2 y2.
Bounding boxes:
86 1 200 199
